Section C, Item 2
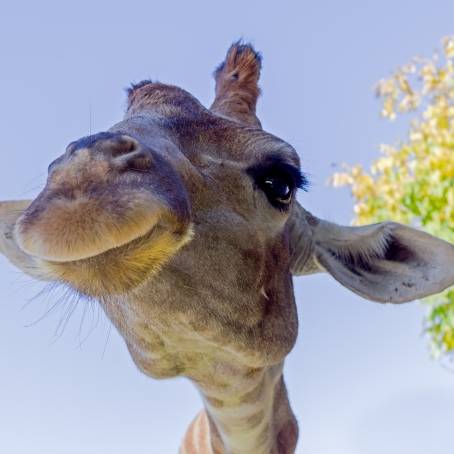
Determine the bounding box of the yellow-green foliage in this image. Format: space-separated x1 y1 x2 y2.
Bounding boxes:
332 37 454 356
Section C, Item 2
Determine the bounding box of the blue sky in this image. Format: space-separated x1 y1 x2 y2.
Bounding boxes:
0 1 453 453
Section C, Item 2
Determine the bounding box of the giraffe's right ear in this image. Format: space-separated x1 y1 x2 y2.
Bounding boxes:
0 200 49 280
288 202 454 303
210 41 262 128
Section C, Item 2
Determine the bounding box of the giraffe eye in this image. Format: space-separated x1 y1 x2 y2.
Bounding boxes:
263 177 293 204
247 155 308 211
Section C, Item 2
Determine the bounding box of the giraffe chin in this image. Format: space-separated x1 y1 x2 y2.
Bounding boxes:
39 223 193 297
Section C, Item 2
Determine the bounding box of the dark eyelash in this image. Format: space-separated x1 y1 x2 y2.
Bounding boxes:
246 157 309 192
275 162 308 191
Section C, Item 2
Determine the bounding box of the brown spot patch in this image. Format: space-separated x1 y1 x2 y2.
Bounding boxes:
244 409 265 428
205 396 225 409
241 379 266 404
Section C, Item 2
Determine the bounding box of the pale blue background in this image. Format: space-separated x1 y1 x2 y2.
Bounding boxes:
1 1 453 453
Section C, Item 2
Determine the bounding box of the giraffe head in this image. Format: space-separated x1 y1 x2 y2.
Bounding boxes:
9 42 454 365
14 43 304 302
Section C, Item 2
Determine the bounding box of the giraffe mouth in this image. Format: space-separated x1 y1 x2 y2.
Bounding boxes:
13 192 170 262
38 221 193 296
13 191 193 296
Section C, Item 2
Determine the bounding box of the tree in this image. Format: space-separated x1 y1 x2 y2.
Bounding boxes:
332 37 454 357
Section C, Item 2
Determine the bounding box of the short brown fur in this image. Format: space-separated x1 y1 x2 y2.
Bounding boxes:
2 42 454 454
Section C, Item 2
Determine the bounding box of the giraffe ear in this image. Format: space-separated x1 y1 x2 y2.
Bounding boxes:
0 200 49 280
289 204 454 303
210 41 262 128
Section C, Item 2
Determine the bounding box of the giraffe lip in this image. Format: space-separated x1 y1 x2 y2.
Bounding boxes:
13 192 166 263
44 222 162 264
38 220 194 297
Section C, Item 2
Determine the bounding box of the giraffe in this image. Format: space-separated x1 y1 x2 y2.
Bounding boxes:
1 42 454 454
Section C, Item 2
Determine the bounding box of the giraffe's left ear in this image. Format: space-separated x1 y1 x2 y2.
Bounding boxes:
0 200 49 280
210 41 262 128
288 203 454 303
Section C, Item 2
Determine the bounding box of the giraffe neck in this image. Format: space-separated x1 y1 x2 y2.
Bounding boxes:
180 363 298 454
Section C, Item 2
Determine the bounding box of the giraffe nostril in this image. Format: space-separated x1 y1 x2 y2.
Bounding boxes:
64 132 139 159
109 135 139 157
115 150 153 172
